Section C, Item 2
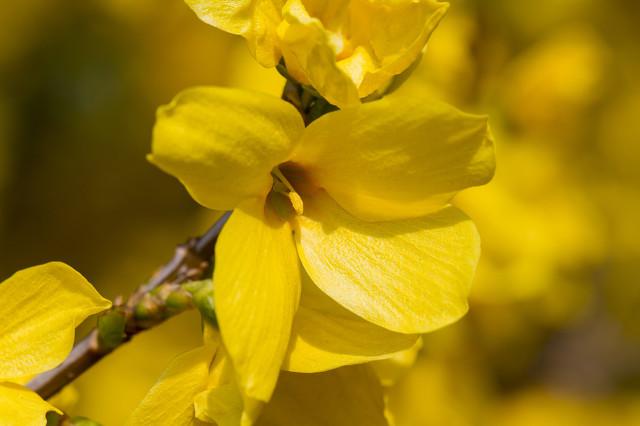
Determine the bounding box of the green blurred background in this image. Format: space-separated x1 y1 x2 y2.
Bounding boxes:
1 0 639 424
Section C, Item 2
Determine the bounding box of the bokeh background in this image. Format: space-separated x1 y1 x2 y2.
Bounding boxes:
1 0 639 424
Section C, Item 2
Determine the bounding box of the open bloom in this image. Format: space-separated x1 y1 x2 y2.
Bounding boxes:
128 328 387 425
149 86 494 415
185 0 449 107
0 263 111 426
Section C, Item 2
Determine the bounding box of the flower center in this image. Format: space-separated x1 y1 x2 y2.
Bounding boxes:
267 166 304 220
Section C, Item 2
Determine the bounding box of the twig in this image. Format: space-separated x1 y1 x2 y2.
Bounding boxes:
27 212 231 399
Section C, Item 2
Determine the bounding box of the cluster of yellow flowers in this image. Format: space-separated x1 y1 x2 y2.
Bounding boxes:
0 1 495 425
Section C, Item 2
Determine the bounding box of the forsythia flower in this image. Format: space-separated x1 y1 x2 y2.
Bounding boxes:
149 85 495 419
0 263 111 426
128 328 388 425
185 0 449 107
455 143 604 304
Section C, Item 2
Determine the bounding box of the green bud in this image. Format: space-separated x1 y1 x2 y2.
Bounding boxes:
97 311 126 351
165 288 193 314
184 279 218 327
134 294 161 320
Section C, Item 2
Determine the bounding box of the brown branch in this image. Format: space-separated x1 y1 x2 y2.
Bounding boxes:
27 212 231 400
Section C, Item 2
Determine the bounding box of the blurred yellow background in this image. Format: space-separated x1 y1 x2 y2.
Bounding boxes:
1 0 639 424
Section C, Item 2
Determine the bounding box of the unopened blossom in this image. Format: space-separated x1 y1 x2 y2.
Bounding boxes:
185 0 449 107
149 85 494 417
0 263 111 426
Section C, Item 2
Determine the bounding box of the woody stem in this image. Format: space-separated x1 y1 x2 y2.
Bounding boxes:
27 212 231 400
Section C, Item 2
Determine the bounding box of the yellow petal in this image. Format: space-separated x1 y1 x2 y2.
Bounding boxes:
194 384 243 426
126 345 216 426
292 92 495 221
371 337 423 386
0 262 111 380
0 383 60 426
296 191 479 334
214 199 301 403
149 87 304 211
185 0 284 67
257 365 387 426
278 0 361 108
348 0 449 97
195 336 250 426
196 346 389 425
283 268 419 373
278 0 448 106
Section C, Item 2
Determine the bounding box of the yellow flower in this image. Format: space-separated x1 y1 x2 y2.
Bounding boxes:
455 142 604 305
128 328 388 425
500 27 608 138
185 0 449 107
149 85 494 414
0 263 111 426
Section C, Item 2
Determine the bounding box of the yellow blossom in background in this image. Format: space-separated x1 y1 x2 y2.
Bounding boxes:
371 338 423 387
387 346 640 426
596 184 640 338
455 141 604 306
0 263 111 426
597 84 640 183
185 0 448 107
489 389 640 426
386 348 489 426
148 84 494 419
407 10 478 105
499 27 609 140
